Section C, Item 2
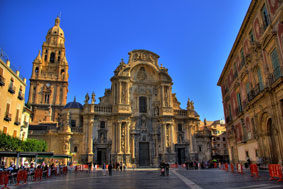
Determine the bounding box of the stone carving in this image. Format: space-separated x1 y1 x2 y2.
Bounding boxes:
85 93 89 104
114 59 126 76
154 106 159 116
137 67 147 81
187 98 194 110
121 124 125 152
91 92 96 104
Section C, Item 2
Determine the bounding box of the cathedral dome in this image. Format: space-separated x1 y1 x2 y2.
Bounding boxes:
47 17 64 39
63 97 83 109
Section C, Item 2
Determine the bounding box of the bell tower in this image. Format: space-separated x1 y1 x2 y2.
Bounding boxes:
28 16 69 124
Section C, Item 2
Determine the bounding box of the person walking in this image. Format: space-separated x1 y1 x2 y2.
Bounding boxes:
108 163 112 176
120 162 123 172
88 162 92 173
165 162 170 176
102 163 106 176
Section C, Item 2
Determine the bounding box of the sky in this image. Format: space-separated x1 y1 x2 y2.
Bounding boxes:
0 0 251 121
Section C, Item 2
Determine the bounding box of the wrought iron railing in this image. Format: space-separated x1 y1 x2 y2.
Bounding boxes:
268 66 282 86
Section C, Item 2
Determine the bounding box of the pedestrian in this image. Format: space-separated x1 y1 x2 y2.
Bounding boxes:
165 162 169 176
116 162 119 171
102 163 106 176
108 163 112 176
120 162 123 172
88 162 92 173
160 162 165 176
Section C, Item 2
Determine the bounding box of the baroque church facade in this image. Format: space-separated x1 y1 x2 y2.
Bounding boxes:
28 17 211 167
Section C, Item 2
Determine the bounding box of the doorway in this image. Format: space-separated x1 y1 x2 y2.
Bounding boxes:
177 148 185 165
97 148 107 165
139 142 150 166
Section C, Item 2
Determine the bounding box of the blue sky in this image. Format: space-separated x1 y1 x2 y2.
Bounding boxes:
0 0 251 121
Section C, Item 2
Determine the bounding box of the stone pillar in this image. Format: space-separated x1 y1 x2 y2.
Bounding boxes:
163 124 167 153
117 122 121 153
62 84 67 105
55 84 60 105
126 122 130 154
170 124 174 152
88 120 93 154
112 123 116 153
28 85 34 103
155 135 159 158
119 82 121 104
189 126 193 152
131 134 135 158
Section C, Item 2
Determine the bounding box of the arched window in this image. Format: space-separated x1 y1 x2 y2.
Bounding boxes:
74 146 77 152
139 96 147 113
35 67 39 74
50 52 55 63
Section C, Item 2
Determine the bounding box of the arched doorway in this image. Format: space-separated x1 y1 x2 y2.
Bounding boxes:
267 118 278 163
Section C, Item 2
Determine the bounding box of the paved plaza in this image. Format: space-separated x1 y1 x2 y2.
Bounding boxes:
8 168 283 189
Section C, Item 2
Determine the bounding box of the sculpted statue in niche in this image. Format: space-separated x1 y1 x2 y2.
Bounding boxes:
100 133 104 144
141 116 146 130
154 106 159 116
137 67 147 81
121 83 127 104
164 86 169 107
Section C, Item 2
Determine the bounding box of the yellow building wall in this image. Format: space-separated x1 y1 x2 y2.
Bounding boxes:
0 58 26 138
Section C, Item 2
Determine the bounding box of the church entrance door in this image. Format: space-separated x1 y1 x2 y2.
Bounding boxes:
97 148 107 165
139 142 150 166
177 148 185 165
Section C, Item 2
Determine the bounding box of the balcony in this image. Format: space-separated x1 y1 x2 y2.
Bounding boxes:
235 107 243 117
0 75 5 86
4 113 11 122
225 116 232 123
247 83 262 102
14 118 21 125
268 66 282 86
94 105 112 113
174 109 187 117
18 92 24 100
8 85 15 94
71 127 83 133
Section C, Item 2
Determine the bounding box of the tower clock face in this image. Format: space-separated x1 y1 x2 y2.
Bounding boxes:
46 83 50 87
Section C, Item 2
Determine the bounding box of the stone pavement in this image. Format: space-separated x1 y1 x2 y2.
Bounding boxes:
6 168 283 189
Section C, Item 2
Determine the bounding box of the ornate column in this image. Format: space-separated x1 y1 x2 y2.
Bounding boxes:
161 85 164 107
88 120 94 154
112 123 116 153
28 85 34 103
189 126 193 152
126 122 130 154
55 84 60 105
119 82 121 104
117 122 121 153
163 124 167 153
131 134 135 158
170 124 174 152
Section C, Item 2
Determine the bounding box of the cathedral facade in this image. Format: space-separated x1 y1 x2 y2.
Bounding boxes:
28 17 211 167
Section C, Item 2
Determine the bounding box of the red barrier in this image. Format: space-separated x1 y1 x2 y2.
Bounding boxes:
170 164 177 168
15 170 28 185
230 164 234 173
0 171 9 188
224 163 229 172
33 168 43 182
237 163 243 174
269 164 283 182
250 164 259 178
62 167 68 174
214 163 217 168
